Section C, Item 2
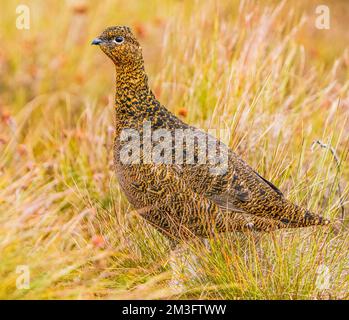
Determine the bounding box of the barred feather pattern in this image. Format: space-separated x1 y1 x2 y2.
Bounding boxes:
94 26 330 243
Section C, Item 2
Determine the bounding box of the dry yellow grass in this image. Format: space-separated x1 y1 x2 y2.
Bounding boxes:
0 0 348 299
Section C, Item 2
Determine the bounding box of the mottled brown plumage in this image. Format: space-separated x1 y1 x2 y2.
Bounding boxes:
92 26 329 244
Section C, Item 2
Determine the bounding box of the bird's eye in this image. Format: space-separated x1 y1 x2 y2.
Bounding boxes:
114 36 124 44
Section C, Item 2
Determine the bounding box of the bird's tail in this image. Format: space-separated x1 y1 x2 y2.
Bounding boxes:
279 200 330 228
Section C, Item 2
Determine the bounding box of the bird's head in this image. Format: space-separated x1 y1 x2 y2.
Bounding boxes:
91 26 143 67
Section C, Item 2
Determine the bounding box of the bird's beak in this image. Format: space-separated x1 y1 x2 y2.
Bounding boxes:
91 38 103 45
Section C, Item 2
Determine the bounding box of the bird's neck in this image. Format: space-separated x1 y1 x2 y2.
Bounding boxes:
113 61 157 132
114 60 150 101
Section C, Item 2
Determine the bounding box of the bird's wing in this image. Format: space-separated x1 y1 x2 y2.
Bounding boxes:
152 108 284 206
206 168 283 213
252 169 283 197
155 111 327 227
177 130 284 214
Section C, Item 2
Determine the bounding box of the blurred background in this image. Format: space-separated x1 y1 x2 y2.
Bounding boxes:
1 0 348 112
0 0 348 299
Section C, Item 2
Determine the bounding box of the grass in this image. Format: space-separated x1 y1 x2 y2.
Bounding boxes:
0 0 348 299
